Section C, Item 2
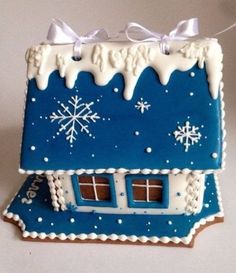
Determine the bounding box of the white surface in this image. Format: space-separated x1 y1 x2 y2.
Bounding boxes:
0 1 236 273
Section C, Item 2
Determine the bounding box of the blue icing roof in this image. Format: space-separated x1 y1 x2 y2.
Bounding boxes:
20 65 222 171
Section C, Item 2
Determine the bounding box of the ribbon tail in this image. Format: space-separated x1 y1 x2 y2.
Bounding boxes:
169 18 199 39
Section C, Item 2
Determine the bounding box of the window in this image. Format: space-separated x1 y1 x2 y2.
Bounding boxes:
71 175 117 207
126 175 169 208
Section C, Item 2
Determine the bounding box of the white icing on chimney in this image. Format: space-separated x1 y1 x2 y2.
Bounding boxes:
25 40 223 100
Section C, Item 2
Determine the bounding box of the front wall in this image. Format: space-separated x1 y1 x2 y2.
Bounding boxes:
60 173 205 215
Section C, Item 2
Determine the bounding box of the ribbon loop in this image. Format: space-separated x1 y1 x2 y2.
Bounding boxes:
47 19 109 59
124 18 199 54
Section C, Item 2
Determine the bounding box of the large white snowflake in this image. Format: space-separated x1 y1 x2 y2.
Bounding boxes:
135 98 151 114
50 95 100 144
173 121 202 152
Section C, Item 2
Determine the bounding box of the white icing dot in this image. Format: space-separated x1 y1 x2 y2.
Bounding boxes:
31 97 36 102
204 203 209 208
134 131 140 136
40 116 43 119
70 218 75 223
70 144 73 148
29 209 32 212
147 229 150 232
166 160 170 163
187 116 190 119
167 220 172 225
108 118 111 121
190 161 194 165
52 136 55 139
94 225 98 229
174 229 177 233
43 157 49 162
201 125 204 128
32 122 35 126
189 92 194 96
165 89 168 93
212 152 218 159
98 216 102 220
102 118 106 121
30 146 36 151
97 99 100 102
37 217 43 223
190 72 195 77
168 133 171 136
115 145 118 148
117 219 123 224
46 139 49 142
113 87 119 92
209 103 212 106
91 154 95 157
146 147 152 153
56 132 60 135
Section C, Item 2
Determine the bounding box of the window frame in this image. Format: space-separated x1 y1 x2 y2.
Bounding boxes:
71 174 117 207
125 174 169 208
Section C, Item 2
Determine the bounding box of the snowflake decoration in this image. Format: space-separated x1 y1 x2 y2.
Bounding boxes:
49 95 100 144
173 121 202 152
135 98 151 114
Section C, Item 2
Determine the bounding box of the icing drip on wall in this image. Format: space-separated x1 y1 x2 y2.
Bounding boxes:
25 40 223 100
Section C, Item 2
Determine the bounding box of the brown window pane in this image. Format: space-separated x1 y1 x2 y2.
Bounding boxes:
95 177 109 185
78 176 93 184
77 175 111 202
80 185 95 200
148 179 162 186
132 179 146 186
96 185 111 201
132 179 163 202
149 187 162 202
133 186 146 201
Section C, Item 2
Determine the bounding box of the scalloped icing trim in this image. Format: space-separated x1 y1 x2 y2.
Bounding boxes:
3 174 223 245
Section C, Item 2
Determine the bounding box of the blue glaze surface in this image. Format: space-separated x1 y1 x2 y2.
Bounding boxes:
6 174 221 238
20 65 222 171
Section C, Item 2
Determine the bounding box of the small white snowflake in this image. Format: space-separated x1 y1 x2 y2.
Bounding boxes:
49 95 100 144
173 121 201 152
135 98 151 114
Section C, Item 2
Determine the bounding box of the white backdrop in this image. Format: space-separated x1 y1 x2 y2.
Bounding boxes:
0 1 236 273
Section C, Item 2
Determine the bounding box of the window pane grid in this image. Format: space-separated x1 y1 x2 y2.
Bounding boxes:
78 176 110 201
132 179 163 203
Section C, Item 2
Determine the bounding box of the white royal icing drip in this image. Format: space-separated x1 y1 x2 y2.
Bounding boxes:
25 39 223 100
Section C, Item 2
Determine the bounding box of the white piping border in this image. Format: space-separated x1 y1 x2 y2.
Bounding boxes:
3 174 224 245
19 168 223 176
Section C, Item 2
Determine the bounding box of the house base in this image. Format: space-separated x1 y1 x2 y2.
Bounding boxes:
3 174 224 247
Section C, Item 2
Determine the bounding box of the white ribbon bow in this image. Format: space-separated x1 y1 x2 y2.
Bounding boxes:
124 18 199 53
47 19 109 59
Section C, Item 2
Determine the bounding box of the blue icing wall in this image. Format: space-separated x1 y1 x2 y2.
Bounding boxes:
20 65 222 171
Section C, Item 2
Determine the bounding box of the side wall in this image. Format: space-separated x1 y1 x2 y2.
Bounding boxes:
47 173 205 215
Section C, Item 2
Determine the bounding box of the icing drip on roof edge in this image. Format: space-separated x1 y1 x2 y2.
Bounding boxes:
25 39 223 100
